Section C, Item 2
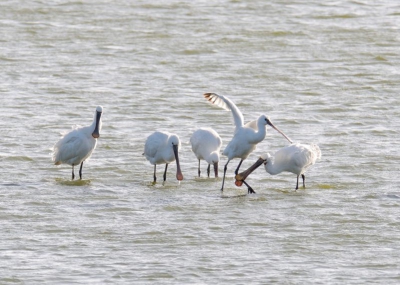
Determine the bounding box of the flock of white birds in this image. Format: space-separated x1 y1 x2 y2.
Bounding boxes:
52 93 321 193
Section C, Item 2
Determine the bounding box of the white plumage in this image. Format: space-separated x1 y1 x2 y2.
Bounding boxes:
144 131 183 184
190 128 222 178
52 106 103 180
236 143 321 191
204 93 292 192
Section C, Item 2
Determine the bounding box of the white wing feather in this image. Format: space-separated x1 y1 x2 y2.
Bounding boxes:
52 129 95 165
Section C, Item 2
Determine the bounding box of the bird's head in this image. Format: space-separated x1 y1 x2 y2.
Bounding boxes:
258 115 269 126
209 152 220 164
260 153 272 164
170 135 181 149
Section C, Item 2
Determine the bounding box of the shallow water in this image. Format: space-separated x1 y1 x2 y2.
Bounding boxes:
1 0 400 283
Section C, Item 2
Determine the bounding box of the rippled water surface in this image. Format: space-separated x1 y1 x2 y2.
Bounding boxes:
1 0 400 283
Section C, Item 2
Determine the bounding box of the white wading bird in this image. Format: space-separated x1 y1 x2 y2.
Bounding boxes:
52 106 103 180
190 128 222 178
204 93 292 192
144 131 184 184
235 143 321 192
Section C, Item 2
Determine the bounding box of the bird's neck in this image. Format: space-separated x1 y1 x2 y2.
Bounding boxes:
250 121 266 143
265 161 281 175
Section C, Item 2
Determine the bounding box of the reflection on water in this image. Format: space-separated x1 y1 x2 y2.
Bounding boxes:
55 178 92 186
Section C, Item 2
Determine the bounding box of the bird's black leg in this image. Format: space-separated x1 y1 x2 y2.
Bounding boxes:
234 159 243 175
79 162 83 180
243 180 256 194
153 164 157 184
207 164 210 178
198 160 201 177
221 160 230 191
302 174 306 188
163 163 168 183
72 165 75 180
295 175 299 191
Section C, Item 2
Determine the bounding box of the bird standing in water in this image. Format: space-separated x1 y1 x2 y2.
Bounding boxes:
144 131 184 184
53 106 103 180
190 128 222 178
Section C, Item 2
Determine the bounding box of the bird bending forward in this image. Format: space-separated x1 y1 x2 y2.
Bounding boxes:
53 106 103 180
235 143 321 191
190 128 222 178
144 131 184 184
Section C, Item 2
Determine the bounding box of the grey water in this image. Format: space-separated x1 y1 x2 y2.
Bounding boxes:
1 0 400 283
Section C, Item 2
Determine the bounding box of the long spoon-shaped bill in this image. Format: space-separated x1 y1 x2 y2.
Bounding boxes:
213 162 218 178
266 119 292 144
173 144 184 181
92 111 102 138
235 157 266 183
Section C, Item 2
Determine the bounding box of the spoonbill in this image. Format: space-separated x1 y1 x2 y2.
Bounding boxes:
52 106 103 180
144 131 184 184
190 128 222 178
203 93 292 192
235 143 321 192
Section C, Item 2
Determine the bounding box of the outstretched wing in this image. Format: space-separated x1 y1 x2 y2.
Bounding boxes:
204 93 244 130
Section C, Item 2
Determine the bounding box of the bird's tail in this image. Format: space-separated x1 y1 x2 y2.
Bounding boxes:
52 149 62 165
311 144 322 159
